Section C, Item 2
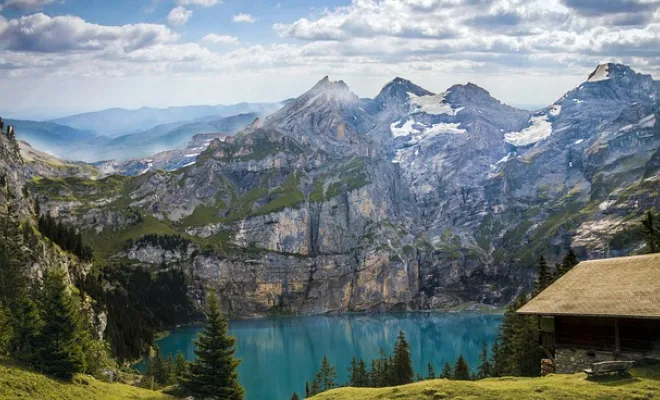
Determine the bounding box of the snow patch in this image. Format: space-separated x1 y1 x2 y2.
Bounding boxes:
549 104 561 116
390 119 419 137
574 139 584 145
424 122 466 136
409 92 455 115
183 161 196 168
496 153 513 164
588 64 610 83
504 114 553 147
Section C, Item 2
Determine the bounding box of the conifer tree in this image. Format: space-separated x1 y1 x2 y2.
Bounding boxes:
556 248 579 278
313 355 337 393
36 270 86 379
356 358 369 387
453 355 471 380
440 362 453 379
309 378 320 397
174 351 187 380
305 381 310 398
641 210 660 253
489 339 505 377
427 363 436 380
392 330 414 385
290 393 300 400
477 341 491 379
152 347 169 385
181 291 244 400
349 356 359 387
535 256 552 294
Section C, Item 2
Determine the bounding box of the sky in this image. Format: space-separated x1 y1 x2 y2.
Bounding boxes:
0 0 659 119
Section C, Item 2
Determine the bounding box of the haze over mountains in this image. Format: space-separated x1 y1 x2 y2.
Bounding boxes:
10 102 283 163
12 63 660 315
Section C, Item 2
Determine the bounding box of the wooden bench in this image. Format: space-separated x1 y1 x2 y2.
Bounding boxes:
584 361 634 376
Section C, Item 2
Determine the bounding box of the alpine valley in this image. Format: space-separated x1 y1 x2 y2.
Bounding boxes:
9 63 660 317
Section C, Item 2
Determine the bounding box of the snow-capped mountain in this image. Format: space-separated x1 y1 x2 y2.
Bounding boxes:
22 63 660 316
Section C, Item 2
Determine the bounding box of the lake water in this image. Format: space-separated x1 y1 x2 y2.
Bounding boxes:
142 313 502 400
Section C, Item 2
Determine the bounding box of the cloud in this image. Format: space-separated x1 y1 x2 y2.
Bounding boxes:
559 0 660 16
0 13 179 53
168 6 193 25
201 33 239 45
233 13 256 23
1 0 57 10
177 0 222 6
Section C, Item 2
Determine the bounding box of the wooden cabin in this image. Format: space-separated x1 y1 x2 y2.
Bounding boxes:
517 253 660 373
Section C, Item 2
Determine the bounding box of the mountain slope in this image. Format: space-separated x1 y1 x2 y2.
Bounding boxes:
0 359 173 400
311 367 660 400
26 64 660 316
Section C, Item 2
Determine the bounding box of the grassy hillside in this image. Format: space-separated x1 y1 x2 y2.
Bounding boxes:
0 359 173 400
312 368 660 400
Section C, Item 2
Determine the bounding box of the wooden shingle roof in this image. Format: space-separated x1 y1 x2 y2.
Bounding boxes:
517 254 660 319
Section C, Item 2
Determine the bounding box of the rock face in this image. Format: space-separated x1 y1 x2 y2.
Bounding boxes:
27 65 660 317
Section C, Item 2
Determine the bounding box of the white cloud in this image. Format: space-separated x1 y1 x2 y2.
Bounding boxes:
177 0 222 6
233 13 256 23
1 0 57 10
0 13 179 53
201 33 239 45
168 6 193 25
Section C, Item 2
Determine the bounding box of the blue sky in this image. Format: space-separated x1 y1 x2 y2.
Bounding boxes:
0 0 659 119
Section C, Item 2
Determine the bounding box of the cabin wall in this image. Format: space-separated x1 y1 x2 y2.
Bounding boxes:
554 348 651 374
553 316 660 374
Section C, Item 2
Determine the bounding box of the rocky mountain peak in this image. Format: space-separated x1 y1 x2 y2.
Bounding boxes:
587 63 635 82
376 77 434 103
444 82 499 106
311 76 351 94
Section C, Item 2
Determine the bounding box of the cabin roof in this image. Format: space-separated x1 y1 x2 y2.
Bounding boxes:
517 253 660 319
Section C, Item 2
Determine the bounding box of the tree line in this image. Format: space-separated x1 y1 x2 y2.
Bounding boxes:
0 206 114 379
78 262 198 362
37 211 93 261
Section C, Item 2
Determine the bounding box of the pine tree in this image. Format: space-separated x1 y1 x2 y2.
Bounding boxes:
642 210 660 254
290 393 300 400
490 339 505 377
349 356 359 387
152 347 169 385
309 378 320 397
535 256 552 294
36 270 86 379
305 381 310 398
453 355 471 380
180 291 244 400
556 248 579 278
477 341 491 379
392 330 414 385
440 362 452 379
427 363 436 380
357 359 369 387
314 355 337 392
174 351 187 380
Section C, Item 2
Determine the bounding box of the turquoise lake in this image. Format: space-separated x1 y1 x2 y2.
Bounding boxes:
144 313 502 400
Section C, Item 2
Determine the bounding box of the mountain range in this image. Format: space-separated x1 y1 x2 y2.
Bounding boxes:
12 63 660 316
11 102 282 163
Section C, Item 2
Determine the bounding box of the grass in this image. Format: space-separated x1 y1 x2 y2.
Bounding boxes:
0 358 173 400
86 215 180 260
312 368 660 400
